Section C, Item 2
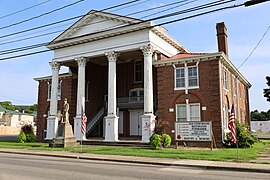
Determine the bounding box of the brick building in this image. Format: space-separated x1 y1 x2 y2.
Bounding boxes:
35 10 251 147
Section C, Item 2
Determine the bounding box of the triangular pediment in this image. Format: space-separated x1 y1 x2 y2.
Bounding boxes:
49 10 143 44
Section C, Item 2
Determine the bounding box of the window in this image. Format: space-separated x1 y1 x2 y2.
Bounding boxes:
188 67 198 87
176 103 200 122
223 105 228 129
85 81 90 101
47 82 51 100
129 88 144 102
134 60 143 82
175 66 198 89
223 70 228 90
175 68 185 88
47 81 61 101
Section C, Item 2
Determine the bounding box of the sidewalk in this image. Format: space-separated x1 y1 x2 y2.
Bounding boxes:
0 148 269 174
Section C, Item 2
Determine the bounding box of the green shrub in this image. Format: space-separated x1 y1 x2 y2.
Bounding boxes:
150 134 162 150
18 124 36 143
26 132 36 142
236 120 258 148
17 132 26 143
162 134 171 148
150 133 172 150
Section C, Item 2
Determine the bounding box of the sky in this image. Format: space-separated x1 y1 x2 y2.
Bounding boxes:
0 0 269 112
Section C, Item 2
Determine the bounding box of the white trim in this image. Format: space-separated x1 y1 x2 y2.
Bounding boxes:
174 65 199 90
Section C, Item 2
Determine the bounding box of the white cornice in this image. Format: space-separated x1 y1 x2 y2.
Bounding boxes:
151 26 189 53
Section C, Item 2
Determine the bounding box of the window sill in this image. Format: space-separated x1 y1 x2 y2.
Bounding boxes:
174 86 199 91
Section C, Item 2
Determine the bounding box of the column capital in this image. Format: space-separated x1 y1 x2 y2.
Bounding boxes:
49 61 60 71
75 56 87 67
140 44 154 56
105 51 119 62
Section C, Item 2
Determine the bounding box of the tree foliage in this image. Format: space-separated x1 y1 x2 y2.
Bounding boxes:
251 109 270 121
0 101 20 111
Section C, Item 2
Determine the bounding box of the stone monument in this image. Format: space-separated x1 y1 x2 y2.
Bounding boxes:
49 98 77 147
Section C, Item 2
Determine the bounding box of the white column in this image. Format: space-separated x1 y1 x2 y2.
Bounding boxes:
104 51 119 142
74 57 87 140
140 44 156 143
46 61 60 140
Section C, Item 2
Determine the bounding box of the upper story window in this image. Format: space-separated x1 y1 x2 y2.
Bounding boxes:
175 66 198 89
176 103 201 122
47 81 61 101
134 60 143 83
175 68 185 88
223 69 228 90
188 67 198 87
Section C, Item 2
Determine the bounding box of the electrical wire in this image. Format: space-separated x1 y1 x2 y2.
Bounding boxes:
0 1 246 61
0 0 141 40
0 0 193 46
0 0 235 56
0 0 52 20
238 25 270 69
0 0 85 31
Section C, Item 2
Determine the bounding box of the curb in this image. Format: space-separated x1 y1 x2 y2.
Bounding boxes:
0 150 269 174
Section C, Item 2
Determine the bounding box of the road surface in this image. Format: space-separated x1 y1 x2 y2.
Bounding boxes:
0 153 269 180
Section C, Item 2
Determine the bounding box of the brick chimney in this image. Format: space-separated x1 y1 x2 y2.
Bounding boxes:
216 22 228 56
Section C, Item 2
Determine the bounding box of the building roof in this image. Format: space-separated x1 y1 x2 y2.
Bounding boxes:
47 9 188 53
161 53 208 60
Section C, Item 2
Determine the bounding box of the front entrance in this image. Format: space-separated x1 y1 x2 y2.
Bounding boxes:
129 110 143 136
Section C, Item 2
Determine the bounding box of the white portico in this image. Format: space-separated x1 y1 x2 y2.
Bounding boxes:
45 10 187 142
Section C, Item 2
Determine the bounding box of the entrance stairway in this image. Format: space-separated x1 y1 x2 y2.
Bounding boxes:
86 104 107 136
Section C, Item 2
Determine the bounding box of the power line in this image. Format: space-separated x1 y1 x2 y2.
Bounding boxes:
0 0 234 56
141 0 197 19
0 0 85 31
0 0 193 46
0 1 245 61
0 0 141 40
238 25 270 69
0 0 52 20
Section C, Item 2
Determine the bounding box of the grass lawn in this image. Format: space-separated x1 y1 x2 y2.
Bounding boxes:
0 140 269 162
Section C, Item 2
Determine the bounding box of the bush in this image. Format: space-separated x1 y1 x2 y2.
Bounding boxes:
150 134 162 150
150 133 172 150
224 119 259 148
236 120 258 148
162 134 171 148
26 132 36 142
17 132 26 143
17 124 36 143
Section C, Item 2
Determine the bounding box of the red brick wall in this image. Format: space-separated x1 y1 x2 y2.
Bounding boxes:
156 60 223 147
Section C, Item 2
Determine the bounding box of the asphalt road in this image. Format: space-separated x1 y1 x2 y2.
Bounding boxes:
0 153 269 180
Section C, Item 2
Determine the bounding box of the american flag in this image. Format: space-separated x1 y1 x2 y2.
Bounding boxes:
228 104 236 144
81 113 87 135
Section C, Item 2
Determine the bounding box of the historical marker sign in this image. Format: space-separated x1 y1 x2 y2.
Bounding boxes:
175 121 212 141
